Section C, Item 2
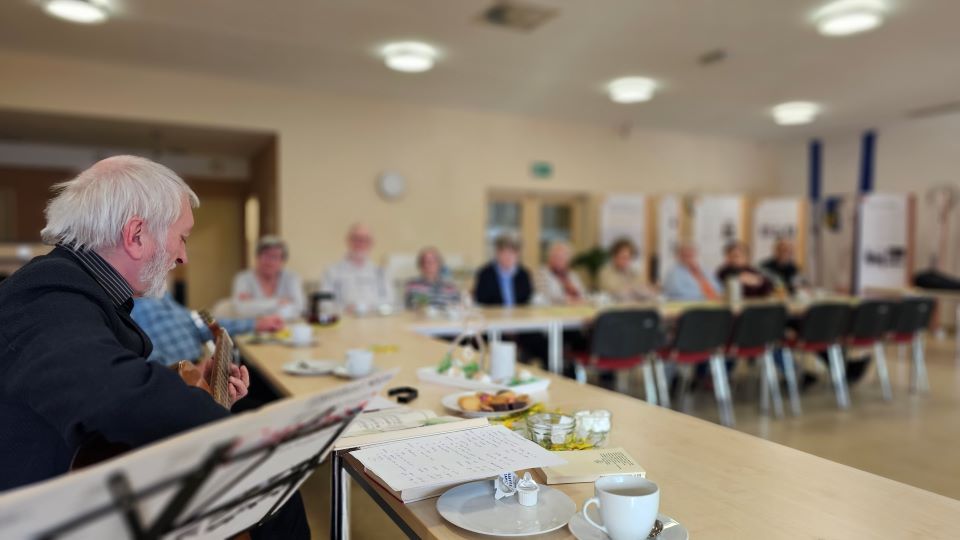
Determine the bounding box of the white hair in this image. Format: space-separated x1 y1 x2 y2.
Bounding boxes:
41 155 199 250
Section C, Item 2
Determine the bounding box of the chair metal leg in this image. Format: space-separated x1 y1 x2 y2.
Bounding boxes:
653 358 671 409
677 364 695 412
873 342 892 401
641 362 658 405
759 360 770 414
709 354 736 427
574 364 588 385
781 349 802 416
761 350 784 418
614 369 630 394
827 344 851 409
911 334 929 394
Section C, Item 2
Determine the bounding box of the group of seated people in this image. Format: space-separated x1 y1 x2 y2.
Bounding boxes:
130 213 805 372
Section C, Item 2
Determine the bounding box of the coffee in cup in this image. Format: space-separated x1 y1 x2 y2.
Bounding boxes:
582 475 659 540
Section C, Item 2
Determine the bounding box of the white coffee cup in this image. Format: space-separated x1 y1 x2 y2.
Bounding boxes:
290 323 313 346
489 341 516 382
582 476 659 540
345 348 374 377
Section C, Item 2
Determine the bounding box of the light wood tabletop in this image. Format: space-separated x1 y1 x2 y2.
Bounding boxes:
239 307 960 539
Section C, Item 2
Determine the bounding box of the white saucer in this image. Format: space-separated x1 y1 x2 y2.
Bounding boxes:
568 504 688 540
332 366 376 379
441 391 534 419
282 359 338 376
437 479 576 537
280 338 319 348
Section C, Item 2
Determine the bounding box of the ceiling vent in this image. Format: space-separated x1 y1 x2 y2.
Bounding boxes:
907 100 960 119
479 1 558 32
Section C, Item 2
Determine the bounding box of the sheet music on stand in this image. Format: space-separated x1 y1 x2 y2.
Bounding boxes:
0 369 397 540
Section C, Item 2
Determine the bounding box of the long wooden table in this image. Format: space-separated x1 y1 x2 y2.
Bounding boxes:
239 306 960 539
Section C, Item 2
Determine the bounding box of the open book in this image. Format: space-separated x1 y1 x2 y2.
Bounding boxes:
335 408 488 450
349 425 567 503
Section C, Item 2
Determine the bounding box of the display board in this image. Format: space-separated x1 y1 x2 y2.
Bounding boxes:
857 192 912 293
752 197 802 265
693 196 743 275
657 195 681 282
600 194 646 257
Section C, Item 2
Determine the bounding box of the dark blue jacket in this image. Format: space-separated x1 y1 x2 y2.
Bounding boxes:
0 246 228 492
472 262 533 306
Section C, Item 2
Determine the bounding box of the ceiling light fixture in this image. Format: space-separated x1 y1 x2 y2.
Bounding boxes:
606 77 657 104
44 0 109 24
772 101 821 125
380 42 439 73
813 0 885 37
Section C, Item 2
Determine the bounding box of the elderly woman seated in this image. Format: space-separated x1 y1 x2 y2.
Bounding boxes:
231 236 305 319
404 246 462 309
597 237 656 302
536 240 587 305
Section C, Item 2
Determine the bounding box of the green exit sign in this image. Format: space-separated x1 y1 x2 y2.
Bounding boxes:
530 161 553 179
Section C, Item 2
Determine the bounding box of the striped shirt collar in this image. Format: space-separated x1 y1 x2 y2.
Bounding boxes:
59 243 135 308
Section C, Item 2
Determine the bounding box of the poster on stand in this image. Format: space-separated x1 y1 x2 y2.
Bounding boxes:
857 193 911 293
693 196 743 275
752 198 802 265
657 195 681 282
600 194 646 257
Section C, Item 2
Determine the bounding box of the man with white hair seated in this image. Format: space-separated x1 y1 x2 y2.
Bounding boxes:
536 240 587 305
0 156 308 537
322 223 394 313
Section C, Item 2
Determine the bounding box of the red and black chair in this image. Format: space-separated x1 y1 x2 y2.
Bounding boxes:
785 302 853 409
846 299 897 401
887 297 935 394
726 304 790 418
574 309 664 403
659 307 735 426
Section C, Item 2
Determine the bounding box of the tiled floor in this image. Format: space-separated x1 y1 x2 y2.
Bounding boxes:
303 336 960 538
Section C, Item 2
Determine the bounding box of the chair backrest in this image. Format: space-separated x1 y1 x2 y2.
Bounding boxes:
797 302 852 344
671 308 734 354
847 300 897 341
729 304 788 350
590 309 663 358
889 297 935 335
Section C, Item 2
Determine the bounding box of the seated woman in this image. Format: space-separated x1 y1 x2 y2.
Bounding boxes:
232 236 305 319
715 241 773 298
536 241 586 305
597 237 655 302
404 246 462 309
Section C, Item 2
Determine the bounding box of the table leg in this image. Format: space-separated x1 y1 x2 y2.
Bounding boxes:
330 451 351 540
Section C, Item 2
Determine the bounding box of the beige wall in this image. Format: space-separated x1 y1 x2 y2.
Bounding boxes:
0 49 776 281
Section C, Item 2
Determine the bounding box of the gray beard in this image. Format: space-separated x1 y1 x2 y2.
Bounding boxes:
139 248 174 298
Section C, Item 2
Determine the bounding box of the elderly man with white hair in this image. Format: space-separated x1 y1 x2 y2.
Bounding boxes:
322 222 394 313
0 156 308 537
535 240 587 305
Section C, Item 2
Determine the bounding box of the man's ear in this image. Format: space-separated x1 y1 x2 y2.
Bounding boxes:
121 217 148 261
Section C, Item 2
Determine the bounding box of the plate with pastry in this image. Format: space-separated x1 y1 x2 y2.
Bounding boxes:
441 390 534 419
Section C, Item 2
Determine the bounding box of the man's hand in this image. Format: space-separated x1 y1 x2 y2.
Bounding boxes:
254 315 285 333
201 359 251 409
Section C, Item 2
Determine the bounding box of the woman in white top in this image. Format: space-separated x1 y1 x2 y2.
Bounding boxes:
536 240 587 305
232 236 305 319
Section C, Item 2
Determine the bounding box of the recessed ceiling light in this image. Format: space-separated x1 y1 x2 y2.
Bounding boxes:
772 102 821 125
44 0 109 24
380 42 439 73
813 0 885 37
606 77 657 104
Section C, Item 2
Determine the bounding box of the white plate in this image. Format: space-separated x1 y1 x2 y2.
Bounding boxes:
279 338 319 348
281 359 338 376
441 391 534 419
437 479 576 537
568 504 688 540
332 366 376 379
417 366 551 394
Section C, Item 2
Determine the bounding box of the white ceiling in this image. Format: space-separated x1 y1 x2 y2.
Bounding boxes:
1 0 958 139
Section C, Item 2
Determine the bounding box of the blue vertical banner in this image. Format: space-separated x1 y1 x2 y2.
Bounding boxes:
859 130 876 194
809 139 822 202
